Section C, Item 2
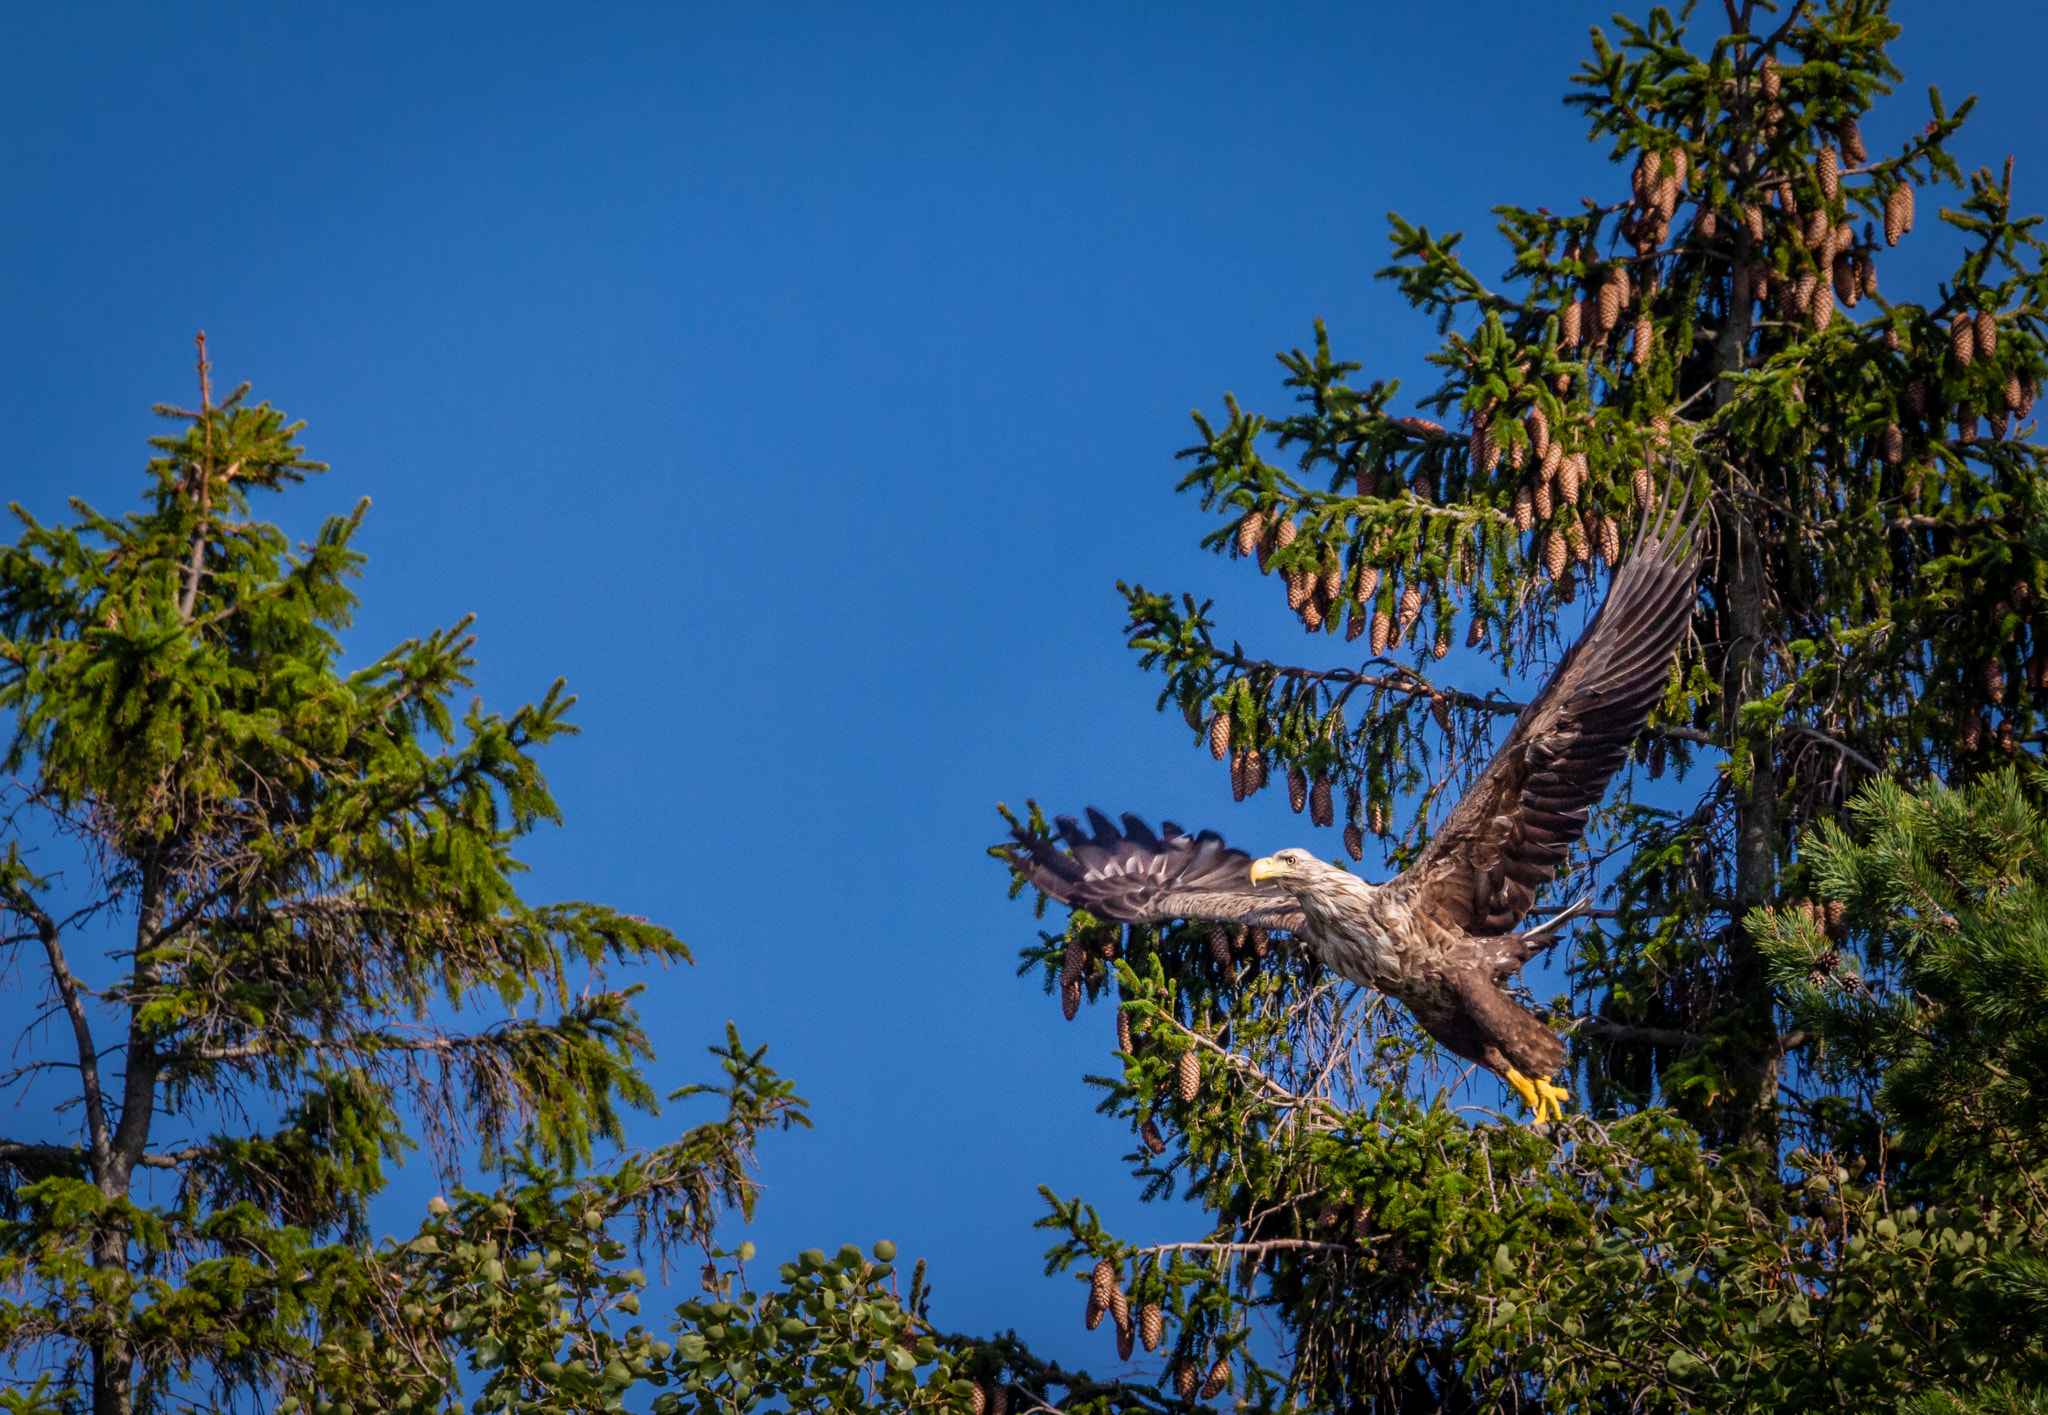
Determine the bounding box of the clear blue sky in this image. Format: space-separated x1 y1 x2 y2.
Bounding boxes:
4 0 2043 1372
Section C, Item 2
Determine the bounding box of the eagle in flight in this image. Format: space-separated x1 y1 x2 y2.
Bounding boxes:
1008 492 1702 1123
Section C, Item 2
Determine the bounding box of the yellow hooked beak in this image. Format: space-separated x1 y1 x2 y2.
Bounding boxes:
1248 856 1287 885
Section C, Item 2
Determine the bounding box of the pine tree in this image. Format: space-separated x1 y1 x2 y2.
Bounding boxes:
995 2 2048 1410
0 342 967 1415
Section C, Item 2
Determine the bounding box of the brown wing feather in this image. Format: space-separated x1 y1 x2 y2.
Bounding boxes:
1007 809 1305 931
1399 485 1703 936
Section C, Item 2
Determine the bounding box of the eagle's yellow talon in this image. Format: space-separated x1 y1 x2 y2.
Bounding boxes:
1504 1068 1570 1124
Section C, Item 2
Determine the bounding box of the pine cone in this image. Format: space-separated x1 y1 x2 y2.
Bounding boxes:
1792 271 1817 315
1562 298 1583 349
1743 204 1765 241
1175 1363 1200 1401
1090 1259 1117 1309
1992 413 2009 441
1957 406 1978 443
1288 765 1308 814
1802 209 1827 250
1345 607 1366 642
1631 151 1653 204
989 1385 1008 1415
1344 823 1365 860
1285 568 1310 611
1109 1282 1129 1331
1539 439 1563 485
1310 775 1333 828
1175 1049 1200 1104
1116 1318 1134 1362
971 1386 987 1415
1513 486 1535 532
1561 452 1585 505
1951 315 1974 366
1247 926 1268 959
1140 1304 1164 1351
1466 608 1486 647
1252 749 1268 790
1208 714 1231 760
1370 610 1390 655
1062 976 1082 1021
1274 517 1297 553
1533 480 1553 521
1831 253 1856 307
1202 1357 1231 1399
1141 1117 1167 1155
1229 750 1248 803
1544 530 1568 579
1300 599 1323 633
1319 564 1344 606
1839 118 1867 166
1598 272 1624 331
2023 379 2040 419
1859 255 1878 296
1648 737 1666 778
1353 562 1380 604
2006 372 2026 413
1236 510 1265 558
1985 658 2006 706
1368 800 1387 835
1207 924 1232 969
1527 405 1550 458
1085 1292 1105 1331
1810 279 1834 331
1634 465 1653 507
1698 207 1718 241
1633 316 1654 363
1760 55 1780 100
1117 1007 1134 1056
1817 146 1839 200
1999 719 2017 756
1906 379 1927 418
1398 583 1423 633
1599 513 1621 565
1975 310 1997 358
1882 424 1903 464
1062 938 1086 987
1567 520 1590 565
1961 713 1983 753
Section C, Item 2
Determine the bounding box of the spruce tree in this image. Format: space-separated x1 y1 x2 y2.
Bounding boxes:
994 2 2048 1410
0 342 967 1415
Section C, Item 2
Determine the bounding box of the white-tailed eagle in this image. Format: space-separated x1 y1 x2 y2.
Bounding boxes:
1008 491 1702 1123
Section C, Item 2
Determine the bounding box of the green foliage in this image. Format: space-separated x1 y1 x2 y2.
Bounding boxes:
0 344 958 1415
994 3 2048 1412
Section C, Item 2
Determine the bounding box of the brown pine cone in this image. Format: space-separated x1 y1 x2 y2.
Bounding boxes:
1091 1259 1117 1309
1247 926 1268 959
1951 314 1975 366
1513 486 1535 532
1466 607 1486 647
1116 1317 1134 1362
1562 298 1583 349
1560 451 1585 505
1208 924 1232 969
1109 1282 1129 1330
1202 1357 1231 1399
1743 204 1765 241
1274 517 1297 552
1957 407 1977 443
1229 750 1248 802
1288 765 1308 814
1974 310 1997 357
1697 207 1718 241
1398 583 1423 633
1631 151 1653 204
1252 749 1268 790
1345 606 1366 642
1175 1049 1200 1104
1600 513 1622 566
1370 610 1390 655
1353 562 1380 604
1175 1363 1200 1401
1117 1007 1134 1056
1544 530 1568 579
1810 280 1834 331
1208 713 1231 761
1961 714 1983 753
1533 481 1554 521
1760 55 1780 100
1634 465 1653 507
1792 271 1817 315
1816 146 1839 200
1141 1117 1167 1155
1062 937 1086 986
1991 413 2009 441
971 1386 987 1415
1301 599 1324 633
1527 405 1550 458
1839 118 1867 166
1285 568 1310 611
1883 184 1910 246
1598 272 1624 331
1539 438 1563 485
2023 379 2039 418
1235 510 1265 559
1859 255 1878 296
1344 823 1365 860
1140 1304 1164 1351
1882 424 1903 464
1906 379 1927 417
1062 976 1082 1021
1633 316 1654 363
1802 209 1827 250
1567 521 1590 565
989 1385 1008 1415
1831 253 1856 307
1985 658 2006 706
1310 775 1333 827
1368 800 1387 835
1085 1292 1105 1331
1319 564 1344 606
2006 372 2026 413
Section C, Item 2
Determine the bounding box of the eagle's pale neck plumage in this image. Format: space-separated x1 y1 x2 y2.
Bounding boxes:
1252 850 1403 985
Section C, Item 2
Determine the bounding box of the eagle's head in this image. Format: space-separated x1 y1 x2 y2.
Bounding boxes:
1247 847 1364 902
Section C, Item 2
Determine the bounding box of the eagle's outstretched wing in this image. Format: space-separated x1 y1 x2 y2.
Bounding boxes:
1400 485 1704 938
1008 809 1305 931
